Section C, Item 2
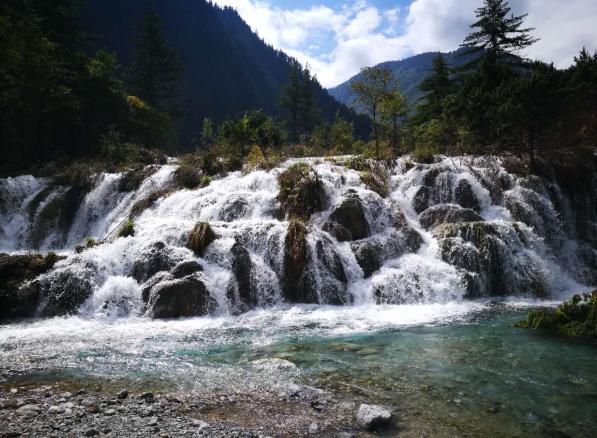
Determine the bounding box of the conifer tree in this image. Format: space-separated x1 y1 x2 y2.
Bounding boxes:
417 54 455 121
280 62 302 143
128 8 183 119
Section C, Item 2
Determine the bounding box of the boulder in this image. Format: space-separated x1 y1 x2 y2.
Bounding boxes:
419 204 483 230
282 220 317 304
132 242 177 282
231 242 255 307
454 179 481 212
356 404 393 431
321 221 353 242
171 260 202 279
0 253 64 320
147 275 216 319
35 263 97 317
412 186 430 214
314 237 349 305
329 192 370 241
351 241 383 278
219 196 251 222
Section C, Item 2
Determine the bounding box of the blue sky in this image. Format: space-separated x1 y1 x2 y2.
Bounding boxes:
213 0 597 87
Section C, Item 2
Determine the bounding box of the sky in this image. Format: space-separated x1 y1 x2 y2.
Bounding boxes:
211 0 597 88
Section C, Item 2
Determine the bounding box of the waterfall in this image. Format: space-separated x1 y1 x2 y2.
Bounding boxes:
1 156 595 320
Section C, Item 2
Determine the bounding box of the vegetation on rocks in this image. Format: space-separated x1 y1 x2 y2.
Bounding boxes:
516 291 597 338
117 218 135 238
282 219 310 302
75 238 98 254
187 222 217 257
277 163 325 219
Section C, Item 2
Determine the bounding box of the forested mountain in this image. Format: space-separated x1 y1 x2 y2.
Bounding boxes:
329 48 474 111
81 0 369 144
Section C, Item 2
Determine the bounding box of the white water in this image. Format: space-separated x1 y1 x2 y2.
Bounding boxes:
0 156 594 323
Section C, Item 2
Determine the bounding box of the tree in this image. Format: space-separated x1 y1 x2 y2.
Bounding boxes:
299 66 319 139
200 117 214 149
351 67 396 159
280 62 302 143
381 91 408 153
329 114 354 153
461 0 538 82
128 8 183 119
417 54 455 121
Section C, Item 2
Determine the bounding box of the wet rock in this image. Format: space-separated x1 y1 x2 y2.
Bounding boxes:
117 390 129 400
0 253 64 321
282 220 316 304
34 262 97 317
412 186 430 214
118 165 157 193
314 237 348 305
132 242 177 282
231 242 255 307
171 260 202 279
356 404 392 431
141 272 172 303
435 222 548 297
419 204 483 230
219 196 251 222
351 241 383 278
454 179 481 212
329 192 370 241
147 275 216 319
321 221 352 242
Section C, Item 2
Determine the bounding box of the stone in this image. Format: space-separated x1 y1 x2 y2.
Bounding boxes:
171 261 202 279
454 179 481 212
117 390 129 400
308 422 319 434
329 192 370 241
140 392 154 401
356 404 392 431
412 186 430 214
147 276 216 319
321 221 353 242
132 242 177 282
104 408 116 415
84 429 100 437
419 204 483 230
230 242 255 307
219 196 251 222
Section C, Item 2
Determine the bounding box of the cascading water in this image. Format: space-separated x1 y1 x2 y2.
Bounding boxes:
1 156 594 320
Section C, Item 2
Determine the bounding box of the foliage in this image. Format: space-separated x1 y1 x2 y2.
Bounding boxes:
277 163 325 219
75 238 97 254
516 291 597 339
99 130 141 165
328 115 355 154
280 62 320 142
117 218 135 238
412 144 440 164
187 222 217 256
173 155 202 189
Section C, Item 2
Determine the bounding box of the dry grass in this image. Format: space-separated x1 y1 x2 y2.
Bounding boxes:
187 222 217 256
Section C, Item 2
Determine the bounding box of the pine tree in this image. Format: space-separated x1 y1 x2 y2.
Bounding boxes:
461 0 538 73
417 54 455 121
128 8 183 119
299 66 319 138
280 62 302 143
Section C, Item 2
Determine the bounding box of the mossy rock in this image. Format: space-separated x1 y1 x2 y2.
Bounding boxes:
187 222 217 257
360 171 389 198
277 163 326 220
117 218 135 238
118 165 157 193
516 291 597 338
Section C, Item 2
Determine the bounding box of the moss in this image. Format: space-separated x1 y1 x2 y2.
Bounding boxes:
187 222 217 256
277 163 325 219
516 290 597 338
117 218 135 238
75 238 97 254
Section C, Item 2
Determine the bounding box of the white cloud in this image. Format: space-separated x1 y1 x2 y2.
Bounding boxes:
212 0 597 87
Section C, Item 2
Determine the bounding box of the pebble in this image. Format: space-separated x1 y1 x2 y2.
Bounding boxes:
308 422 319 434
104 409 116 416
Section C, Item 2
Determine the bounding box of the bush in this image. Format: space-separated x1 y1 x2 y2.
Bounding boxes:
187 222 217 256
173 161 202 190
243 145 267 173
117 218 135 238
75 238 97 254
200 175 212 187
412 144 439 164
99 129 141 165
277 163 326 219
516 290 597 338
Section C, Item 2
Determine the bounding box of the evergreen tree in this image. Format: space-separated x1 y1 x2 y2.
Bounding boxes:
381 92 408 153
128 8 183 119
461 0 538 83
299 66 319 139
280 62 302 143
417 54 455 121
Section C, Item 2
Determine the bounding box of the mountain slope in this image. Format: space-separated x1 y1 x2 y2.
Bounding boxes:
81 0 369 145
329 49 474 112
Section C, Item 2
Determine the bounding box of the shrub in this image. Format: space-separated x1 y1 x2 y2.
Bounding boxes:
187 222 217 256
117 218 135 238
412 144 439 164
243 145 266 173
516 290 597 338
53 162 94 189
99 129 141 165
200 175 212 187
173 164 201 189
75 238 97 254
285 219 309 268
277 163 326 219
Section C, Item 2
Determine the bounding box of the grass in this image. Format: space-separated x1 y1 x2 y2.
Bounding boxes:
276 163 325 219
187 222 217 256
117 218 135 238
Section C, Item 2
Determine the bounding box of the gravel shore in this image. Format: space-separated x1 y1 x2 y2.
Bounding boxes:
0 382 377 437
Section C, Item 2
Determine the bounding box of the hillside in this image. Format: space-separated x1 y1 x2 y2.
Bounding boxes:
81 0 369 144
328 48 474 112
